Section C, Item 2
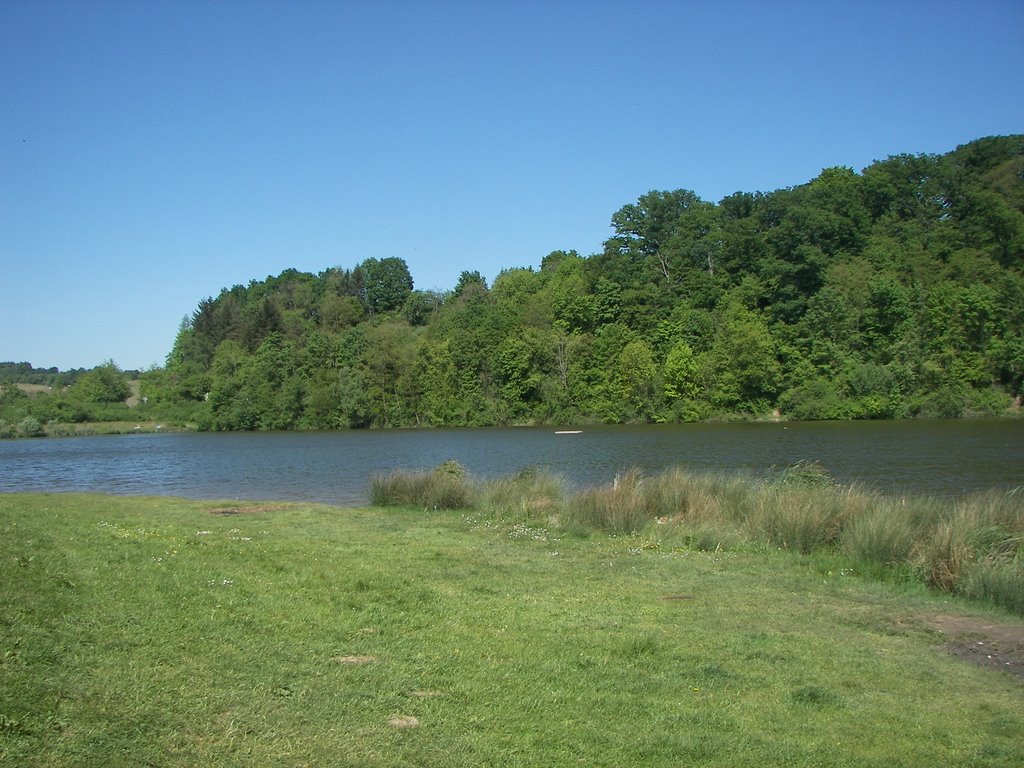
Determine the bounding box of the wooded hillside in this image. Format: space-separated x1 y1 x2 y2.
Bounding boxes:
145 135 1024 429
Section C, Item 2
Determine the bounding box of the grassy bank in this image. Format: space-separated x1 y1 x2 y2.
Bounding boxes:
41 421 190 437
373 462 1024 616
2 491 1022 766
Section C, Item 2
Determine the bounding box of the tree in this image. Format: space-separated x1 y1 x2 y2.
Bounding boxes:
360 257 414 314
453 270 488 299
606 189 710 289
615 339 657 419
707 303 782 411
149 133 1024 430
320 294 364 331
663 341 700 400
359 320 419 427
70 361 130 403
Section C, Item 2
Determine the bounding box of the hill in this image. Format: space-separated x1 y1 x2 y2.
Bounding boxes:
75 135 1024 428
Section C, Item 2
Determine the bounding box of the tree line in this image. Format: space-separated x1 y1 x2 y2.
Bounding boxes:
6 135 1023 433
150 135 1024 429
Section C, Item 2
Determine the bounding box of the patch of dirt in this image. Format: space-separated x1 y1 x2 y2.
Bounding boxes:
332 655 376 665
208 503 288 515
925 614 1024 681
388 715 420 729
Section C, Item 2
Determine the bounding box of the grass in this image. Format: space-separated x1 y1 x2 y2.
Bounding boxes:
371 461 1024 613
368 460 473 510
2 491 1023 766
41 421 184 437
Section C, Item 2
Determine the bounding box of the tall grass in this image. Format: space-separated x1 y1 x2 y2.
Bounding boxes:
368 460 473 509
475 465 564 523
558 466 1023 615
750 485 853 554
839 493 928 572
564 468 654 534
367 462 1023 615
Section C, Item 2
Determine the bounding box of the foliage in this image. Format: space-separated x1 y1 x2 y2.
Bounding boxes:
13 134 1024 433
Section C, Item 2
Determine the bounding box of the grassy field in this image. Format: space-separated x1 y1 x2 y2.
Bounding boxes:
2 491 1022 767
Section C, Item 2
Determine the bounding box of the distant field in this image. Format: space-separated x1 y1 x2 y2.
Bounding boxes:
14 379 141 405
1 493 1021 767
14 383 52 396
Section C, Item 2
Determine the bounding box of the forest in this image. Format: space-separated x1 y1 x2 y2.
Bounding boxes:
4 135 1024 433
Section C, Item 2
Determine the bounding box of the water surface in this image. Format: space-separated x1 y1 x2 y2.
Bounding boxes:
1 420 1021 506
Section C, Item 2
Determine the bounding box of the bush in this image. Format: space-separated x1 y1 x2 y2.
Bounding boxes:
964 387 1013 417
17 416 44 438
778 379 850 421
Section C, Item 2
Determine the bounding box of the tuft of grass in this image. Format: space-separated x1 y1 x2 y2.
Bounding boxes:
769 459 836 489
962 554 1024 614
564 467 654 534
368 460 473 509
839 494 923 570
914 491 1024 600
645 467 752 525
749 485 851 554
476 465 564 524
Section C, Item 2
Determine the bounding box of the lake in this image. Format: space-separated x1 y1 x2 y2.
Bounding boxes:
1 420 1022 506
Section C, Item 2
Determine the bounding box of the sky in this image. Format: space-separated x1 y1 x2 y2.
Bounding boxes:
2 1 1022 371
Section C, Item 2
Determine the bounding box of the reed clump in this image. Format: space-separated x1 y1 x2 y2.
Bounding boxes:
476 465 565 523
564 468 656 534
368 460 473 509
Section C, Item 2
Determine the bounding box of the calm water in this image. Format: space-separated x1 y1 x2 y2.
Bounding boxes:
1 420 1022 506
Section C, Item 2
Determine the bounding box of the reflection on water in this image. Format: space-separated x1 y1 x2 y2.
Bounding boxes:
1 420 1022 505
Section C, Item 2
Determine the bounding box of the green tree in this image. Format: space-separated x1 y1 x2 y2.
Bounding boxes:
615 339 658 419
359 320 419 427
663 341 700 401
70 361 130 403
707 304 782 411
360 257 414 314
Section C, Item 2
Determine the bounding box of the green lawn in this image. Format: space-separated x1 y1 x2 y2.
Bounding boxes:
1 493 1021 766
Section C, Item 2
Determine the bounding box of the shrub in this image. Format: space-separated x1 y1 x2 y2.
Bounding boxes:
17 416 44 438
964 387 1013 417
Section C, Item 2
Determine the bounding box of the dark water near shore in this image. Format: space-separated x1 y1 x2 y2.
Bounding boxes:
1 420 1022 506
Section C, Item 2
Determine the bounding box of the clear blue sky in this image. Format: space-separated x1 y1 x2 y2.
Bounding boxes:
2 0 1022 371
